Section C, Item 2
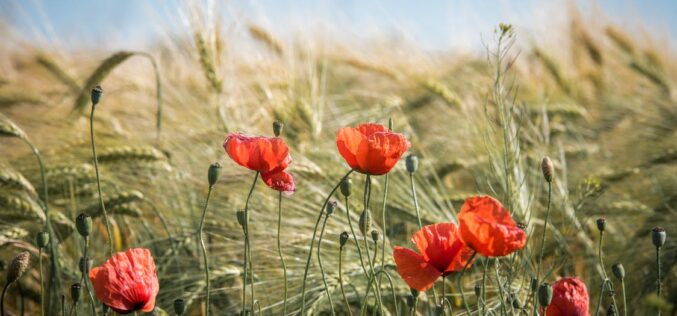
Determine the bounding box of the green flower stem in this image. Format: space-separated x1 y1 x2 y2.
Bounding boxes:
458 251 477 315
494 260 507 316
242 172 259 314
410 296 418 316
533 182 552 316
1 283 9 316
317 212 336 315
441 275 446 313
482 257 488 315
276 192 288 315
89 104 114 257
79 239 96 316
359 270 396 316
362 175 384 313
596 231 618 314
39 248 43 316
23 139 62 313
338 245 353 316
300 169 354 315
198 183 214 315
656 246 661 316
408 172 422 229
378 173 390 289
345 196 368 275
620 278 626 316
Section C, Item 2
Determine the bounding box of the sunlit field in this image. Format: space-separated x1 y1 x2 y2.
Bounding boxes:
0 1 675 315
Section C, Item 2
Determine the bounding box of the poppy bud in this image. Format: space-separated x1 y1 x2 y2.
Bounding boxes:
91 85 103 106
36 231 49 249
405 154 419 173
538 283 553 307
174 298 186 315
388 117 394 130
541 156 554 183
236 211 246 228
406 295 415 308
371 230 379 243
530 277 538 292
339 231 349 248
612 263 625 281
273 121 284 137
651 227 666 248
6 251 30 284
512 297 523 309
596 218 606 232
79 257 92 274
359 209 371 236
607 305 617 316
340 178 352 197
474 282 482 297
326 201 337 215
71 283 82 303
208 162 221 186
76 213 92 237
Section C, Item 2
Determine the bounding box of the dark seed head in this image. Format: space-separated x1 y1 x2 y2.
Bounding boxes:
596 218 606 232
326 201 337 216
541 156 554 183
91 85 103 106
236 211 246 228
371 230 379 243
612 263 625 281
652 227 666 248
36 231 49 249
173 298 186 315
538 283 553 307
474 282 482 297
272 121 284 137
512 297 523 309
79 257 92 274
340 178 352 197
76 213 92 237
406 295 415 308
530 277 539 292
339 231 349 248
410 288 419 298
405 154 419 173
207 162 222 186
71 283 82 303
517 222 527 231
607 305 617 316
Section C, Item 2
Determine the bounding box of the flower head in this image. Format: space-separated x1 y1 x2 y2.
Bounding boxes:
89 248 159 314
458 196 526 257
223 133 292 174
336 123 410 175
393 223 474 291
261 170 295 195
546 277 590 316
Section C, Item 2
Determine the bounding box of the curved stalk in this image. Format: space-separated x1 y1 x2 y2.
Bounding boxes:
408 173 422 229
276 192 288 315
620 279 626 316
359 270 397 316
338 245 353 316
89 104 114 256
39 249 44 316
378 173 389 289
1 283 8 316
494 260 507 316
362 175 384 313
317 213 336 315
458 251 477 315
198 185 214 315
300 169 354 314
242 172 259 313
656 247 661 316
533 182 552 316
78 239 96 316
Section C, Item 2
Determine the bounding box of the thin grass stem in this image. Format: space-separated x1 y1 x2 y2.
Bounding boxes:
198 184 214 315
317 212 336 315
276 192 288 315
89 104 114 256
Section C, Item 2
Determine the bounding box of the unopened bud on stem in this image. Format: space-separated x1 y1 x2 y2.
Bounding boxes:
541 156 554 183
273 121 284 137
207 162 221 186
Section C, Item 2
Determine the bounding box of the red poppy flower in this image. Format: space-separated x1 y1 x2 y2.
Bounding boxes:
89 248 159 314
393 223 474 291
336 123 410 175
547 277 590 316
262 171 295 195
458 196 526 257
223 133 292 174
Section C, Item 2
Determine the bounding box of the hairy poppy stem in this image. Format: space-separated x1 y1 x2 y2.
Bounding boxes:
89 104 114 257
408 172 422 229
441 275 446 314
300 169 354 315
532 182 552 316
458 251 477 315
38 248 43 316
494 260 508 316
359 270 397 316
79 239 96 316
276 192 288 315
198 183 214 315
482 258 488 314
378 172 390 289
242 172 259 314
655 246 661 316
595 230 618 315
620 279 626 316
338 245 353 316
362 175 384 313
317 212 336 315
345 197 368 275
410 296 418 316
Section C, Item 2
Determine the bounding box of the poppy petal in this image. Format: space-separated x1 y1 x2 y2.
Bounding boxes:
336 127 364 170
458 196 526 257
224 134 291 174
355 132 410 175
393 246 441 291
261 171 296 195
548 277 589 316
410 223 473 273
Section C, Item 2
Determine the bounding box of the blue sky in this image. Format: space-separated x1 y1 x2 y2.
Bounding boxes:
1 0 676 51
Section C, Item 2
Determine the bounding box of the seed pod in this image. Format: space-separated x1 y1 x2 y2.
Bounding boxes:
474 282 482 297
359 209 371 236
91 85 103 106
652 227 666 248
208 162 221 186
339 231 349 248
406 295 415 308
174 298 186 315
517 222 527 231
272 121 284 137
36 231 49 249
76 213 92 237
326 201 337 215
541 156 554 183
405 154 419 173
512 297 523 309
79 257 92 274
371 230 379 243
6 251 30 284
236 211 246 228
71 283 81 303
530 277 538 292
538 283 553 307
596 218 606 232
612 263 625 281
607 305 617 316
340 178 352 197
